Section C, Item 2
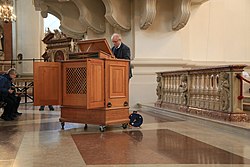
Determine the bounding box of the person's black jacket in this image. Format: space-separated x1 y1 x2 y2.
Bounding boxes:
111 43 132 78
0 74 12 98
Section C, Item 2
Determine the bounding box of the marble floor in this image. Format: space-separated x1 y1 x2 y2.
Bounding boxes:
1 104 250 167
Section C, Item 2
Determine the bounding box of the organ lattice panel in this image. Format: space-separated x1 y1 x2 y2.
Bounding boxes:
62 61 87 107
66 67 87 95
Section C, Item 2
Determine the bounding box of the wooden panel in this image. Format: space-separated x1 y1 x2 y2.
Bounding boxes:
62 61 87 106
3 22 12 60
105 108 129 125
61 107 105 125
105 59 129 108
87 59 105 109
60 107 129 125
77 38 113 57
33 62 62 106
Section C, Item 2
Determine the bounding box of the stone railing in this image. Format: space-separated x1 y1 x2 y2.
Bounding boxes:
155 65 248 122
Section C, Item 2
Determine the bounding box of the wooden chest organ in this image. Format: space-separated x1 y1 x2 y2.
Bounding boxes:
33 39 129 131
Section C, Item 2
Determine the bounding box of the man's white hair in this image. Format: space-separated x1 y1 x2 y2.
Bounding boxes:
111 33 122 40
7 68 17 75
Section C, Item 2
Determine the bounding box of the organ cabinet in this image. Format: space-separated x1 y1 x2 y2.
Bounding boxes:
33 39 129 131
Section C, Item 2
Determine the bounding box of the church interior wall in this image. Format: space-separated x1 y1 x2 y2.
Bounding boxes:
133 0 189 62
10 0 250 107
189 0 250 64
130 0 250 107
131 0 190 107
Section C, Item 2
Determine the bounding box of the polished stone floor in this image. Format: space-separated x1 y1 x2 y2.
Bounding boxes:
1 104 250 167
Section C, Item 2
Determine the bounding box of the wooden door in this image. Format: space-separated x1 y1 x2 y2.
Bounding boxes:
86 59 105 109
105 59 129 108
33 62 62 106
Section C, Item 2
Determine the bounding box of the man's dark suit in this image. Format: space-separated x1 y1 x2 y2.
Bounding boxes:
111 43 132 78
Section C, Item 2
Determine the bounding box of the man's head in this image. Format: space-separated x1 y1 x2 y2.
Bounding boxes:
7 68 17 79
111 33 122 48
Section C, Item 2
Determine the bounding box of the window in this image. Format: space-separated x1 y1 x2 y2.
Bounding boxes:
44 14 60 32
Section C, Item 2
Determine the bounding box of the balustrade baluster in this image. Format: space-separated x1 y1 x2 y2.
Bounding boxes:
173 75 176 104
199 74 205 108
194 75 199 107
166 76 170 103
208 74 214 110
204 74 210 109
214 74 220 110
163 76 167 102
177 75 181 104
190 74 196 107
197 74 203 108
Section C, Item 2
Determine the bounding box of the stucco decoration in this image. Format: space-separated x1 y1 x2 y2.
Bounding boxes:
180 74 188 105
172 0 209 31
34 1 86 39
156 75 162 101
172 0 191 31
60 26 85 39
34 0 210 34
33 0 45 10
139 0 157 30
219 72 230 112
72 0 106 34
191 0 209 5
102 0 131 31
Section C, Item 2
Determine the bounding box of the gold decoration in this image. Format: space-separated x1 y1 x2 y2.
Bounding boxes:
0 0 16 22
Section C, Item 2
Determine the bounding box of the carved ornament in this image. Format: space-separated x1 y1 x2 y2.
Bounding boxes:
60 26 85 39
139 0 157 30
172 0 191 31
191 0 209 5
102 0 131 31
172 0 209 31
72 0 105 34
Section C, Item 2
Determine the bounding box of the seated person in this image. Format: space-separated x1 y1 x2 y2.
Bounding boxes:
0 93 7 108
0 68 22 121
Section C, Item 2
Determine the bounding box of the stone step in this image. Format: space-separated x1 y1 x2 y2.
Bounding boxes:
243 102 250 111
243 96 250 103
140 103 250 139
243 96 250 111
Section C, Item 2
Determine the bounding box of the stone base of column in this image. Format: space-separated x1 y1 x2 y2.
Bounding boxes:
154 100 162 108
160 102 248 122
188 107 248 122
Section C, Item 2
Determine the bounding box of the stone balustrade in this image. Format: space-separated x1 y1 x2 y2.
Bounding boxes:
155 65 248 122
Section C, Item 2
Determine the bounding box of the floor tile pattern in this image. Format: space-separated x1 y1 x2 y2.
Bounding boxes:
0 104 250 167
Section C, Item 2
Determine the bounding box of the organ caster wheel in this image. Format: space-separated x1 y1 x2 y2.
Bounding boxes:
61 122 65 130
122 123 128 129
99 125 106 132
84 124 88 129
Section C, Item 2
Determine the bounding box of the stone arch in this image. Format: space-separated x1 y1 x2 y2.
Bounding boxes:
39 2 86 39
